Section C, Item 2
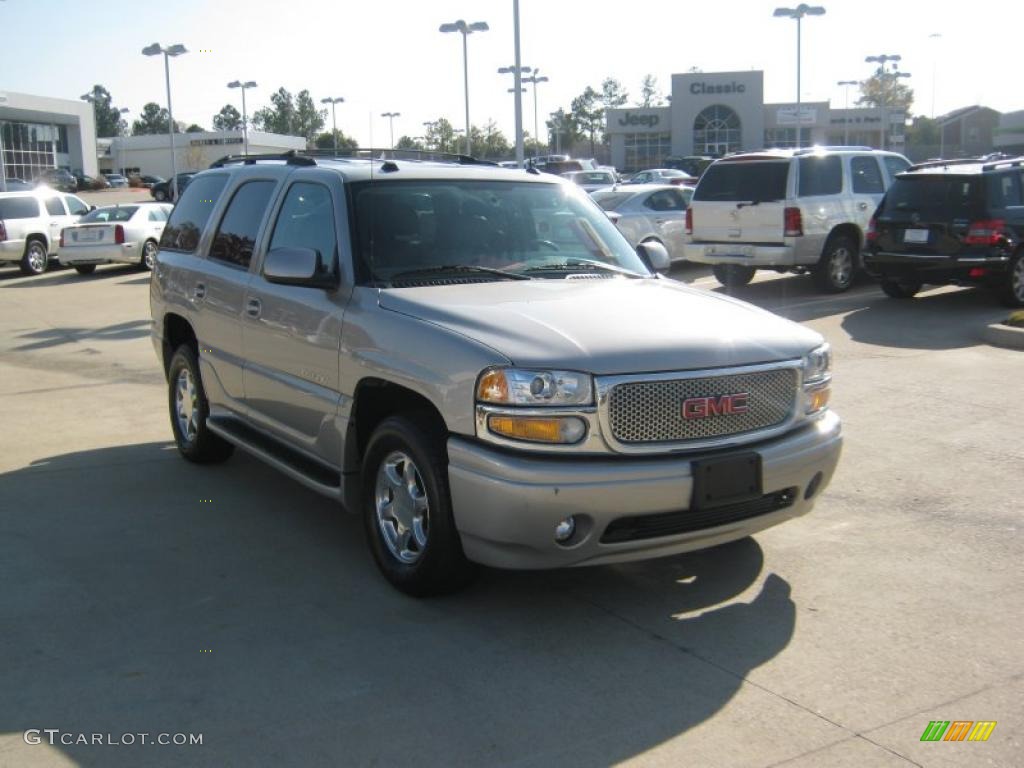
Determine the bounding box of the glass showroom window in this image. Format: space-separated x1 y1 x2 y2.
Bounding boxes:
1 121 59 182
693 105 741 156
764 127 812 148
624 132 670 172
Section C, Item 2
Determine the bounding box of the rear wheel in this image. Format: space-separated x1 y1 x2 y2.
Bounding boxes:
140 240 158 270
20 239 49 276
73 264 97 276
153 188 167 202
167 345 234 464
996 253 1024 308
880 279 922 299
712 264 756 288
813 235 857 292
362 413 476 596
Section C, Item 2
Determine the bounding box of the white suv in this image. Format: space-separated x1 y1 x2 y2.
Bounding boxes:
684 148 911 292
0 190 92 275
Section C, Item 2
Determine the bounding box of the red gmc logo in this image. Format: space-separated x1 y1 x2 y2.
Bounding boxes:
682 393 750 420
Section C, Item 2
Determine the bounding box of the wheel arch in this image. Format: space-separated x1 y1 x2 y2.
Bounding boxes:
823 223 863 254
161 313 197 375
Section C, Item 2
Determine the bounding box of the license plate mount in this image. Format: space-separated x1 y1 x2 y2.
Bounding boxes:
691 453 763 510
903 228 929 244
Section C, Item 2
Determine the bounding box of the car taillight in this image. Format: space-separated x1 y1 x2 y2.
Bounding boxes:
114 225 125 244
784 207 803 237
60 228 66 247
964 219 1006 246
866 216 878 244
685 207 693 235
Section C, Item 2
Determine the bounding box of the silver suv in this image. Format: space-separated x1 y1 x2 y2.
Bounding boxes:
684 147 910 292
150 151 843 595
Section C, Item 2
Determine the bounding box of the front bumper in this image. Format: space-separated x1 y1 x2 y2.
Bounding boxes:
447 410 842 569
863 250 1011 284
58 243 139 266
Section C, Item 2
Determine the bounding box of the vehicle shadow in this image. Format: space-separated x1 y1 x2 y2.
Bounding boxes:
0 443 796 767
10 320 151 351
0 264 145 287
840 285 1007 350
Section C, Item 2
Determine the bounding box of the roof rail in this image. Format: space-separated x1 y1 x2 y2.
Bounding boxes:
208 150 315 168
981 156 1024 172
793 145 873 155
907 157 989 171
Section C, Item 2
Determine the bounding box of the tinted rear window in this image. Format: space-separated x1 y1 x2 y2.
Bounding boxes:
693 162 789 202
881 176 985 220
798 155 843 196
82 206 138 223
160 175 229 253
0 197 41 219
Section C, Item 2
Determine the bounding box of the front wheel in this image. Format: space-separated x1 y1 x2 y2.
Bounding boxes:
152 189 167 202
362 413 476 596
140 240 158 270
712 264 756 288
167 345 234 464
813 236 857 293
73 264 97 276
996 253 1024 308
880 279 922 299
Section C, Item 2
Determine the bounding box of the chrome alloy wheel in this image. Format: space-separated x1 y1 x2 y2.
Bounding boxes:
175 368 199 443
26 242 47 273
1012 257 1024 302
374 451 430 564
828 246 853 288
143 241 158 270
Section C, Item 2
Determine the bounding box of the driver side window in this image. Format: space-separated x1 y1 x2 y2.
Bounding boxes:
268 183 338 276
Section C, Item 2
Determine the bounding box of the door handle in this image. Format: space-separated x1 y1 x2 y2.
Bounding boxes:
245 298 262 318
654 219 666 225
858 202 869 210
193 282 206 300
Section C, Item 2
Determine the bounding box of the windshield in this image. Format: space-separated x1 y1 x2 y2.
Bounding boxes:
82 206 137 223
351 180 650 285
694 161 789 202
882 176 985 220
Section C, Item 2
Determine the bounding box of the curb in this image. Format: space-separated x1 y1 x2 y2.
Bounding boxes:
981 322 1024 350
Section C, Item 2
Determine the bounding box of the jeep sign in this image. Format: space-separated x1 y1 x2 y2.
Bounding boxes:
618 113 661 128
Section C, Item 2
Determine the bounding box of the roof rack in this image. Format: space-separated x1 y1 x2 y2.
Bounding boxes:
208 147 497 170
793 145 873 155
981 156 1024 172
908 157 990 171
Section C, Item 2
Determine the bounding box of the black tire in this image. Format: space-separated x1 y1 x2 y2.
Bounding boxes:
20 238 49 276
362 413 476 597
712 264 756 288
812 235 858 293
880 279 922 299
153 188 167 202
167 345 234 464
140 240 158 270
996 253 1024 308
73 264 97 276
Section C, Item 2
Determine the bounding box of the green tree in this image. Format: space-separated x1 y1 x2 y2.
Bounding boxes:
600 78 629 111
478 120 511 158
252 87 297 135
858 68 914 110
84 85 128 137
395 136 425 150
546 108 583 154
294 90 327 144
424 118 457 153
571 87 603 156
314 130 359 151
905 116 939 148
639 74 662 107
131 102 171 135
185 124 205 133
212 104 242 131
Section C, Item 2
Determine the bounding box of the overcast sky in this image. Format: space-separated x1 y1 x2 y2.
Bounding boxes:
2 0 1020 144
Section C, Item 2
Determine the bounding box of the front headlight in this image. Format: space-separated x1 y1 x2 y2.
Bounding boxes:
802 343 832 415
476 367 594 406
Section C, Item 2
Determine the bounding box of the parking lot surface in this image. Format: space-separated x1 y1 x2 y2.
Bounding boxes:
0 262 1020 767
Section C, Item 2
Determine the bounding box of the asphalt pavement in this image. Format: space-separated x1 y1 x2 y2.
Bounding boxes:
0 261 1020 767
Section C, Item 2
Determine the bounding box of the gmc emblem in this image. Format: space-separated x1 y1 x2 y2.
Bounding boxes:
682 393 750 420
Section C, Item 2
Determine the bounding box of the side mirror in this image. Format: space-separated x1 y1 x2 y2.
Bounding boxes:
636 240 671 275
88 205 97 212
263 247 337 289
605 210 622 225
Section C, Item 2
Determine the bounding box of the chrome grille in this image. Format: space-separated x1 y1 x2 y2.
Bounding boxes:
607 368 798 444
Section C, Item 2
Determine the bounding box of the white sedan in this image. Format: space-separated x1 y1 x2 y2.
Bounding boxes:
58 203 172 275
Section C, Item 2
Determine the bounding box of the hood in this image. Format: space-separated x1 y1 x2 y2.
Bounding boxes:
378 277 822 375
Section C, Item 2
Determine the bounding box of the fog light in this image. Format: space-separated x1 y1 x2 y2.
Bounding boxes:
805 385 831 415
554 516 576 543
488 414 586 444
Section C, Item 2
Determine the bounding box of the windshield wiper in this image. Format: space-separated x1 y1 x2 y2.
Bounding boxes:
389 264 532 282
522 260 644 278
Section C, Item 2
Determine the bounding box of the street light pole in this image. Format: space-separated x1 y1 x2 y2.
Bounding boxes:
320 96 344 152
439 18 489 156
381 112 400 149
928 33 942 120
837 80 858 145
773 4 826 149
513 0 525 166
229 80 258 155
117 107 129 175
143 43 188 199
523 71 549 159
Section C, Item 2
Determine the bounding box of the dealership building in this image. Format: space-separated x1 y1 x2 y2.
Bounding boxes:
0 91 98 183
606 70 908 171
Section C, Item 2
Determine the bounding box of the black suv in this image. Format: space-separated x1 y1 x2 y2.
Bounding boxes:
151 172 196 202
864 156 1024 307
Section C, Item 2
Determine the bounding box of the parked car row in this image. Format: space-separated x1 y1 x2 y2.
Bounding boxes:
0 188 171 276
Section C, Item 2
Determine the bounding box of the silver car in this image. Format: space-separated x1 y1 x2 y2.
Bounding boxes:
561 169 619 193
59 203 172 274
150 156 841 596
592 184 692 262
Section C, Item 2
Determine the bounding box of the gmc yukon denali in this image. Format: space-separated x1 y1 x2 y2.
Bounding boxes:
150 152 843 595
